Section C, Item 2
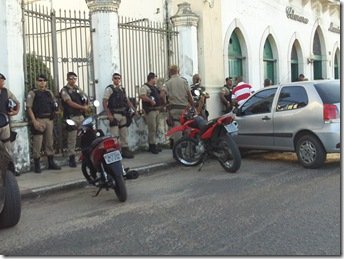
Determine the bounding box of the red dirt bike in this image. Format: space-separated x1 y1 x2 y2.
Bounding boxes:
166 107 241 173
66 101 138 202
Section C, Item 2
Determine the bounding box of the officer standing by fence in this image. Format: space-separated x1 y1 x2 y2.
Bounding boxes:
26 74 61 173
139 72 165 154
60 72 89 167
103 73 136 159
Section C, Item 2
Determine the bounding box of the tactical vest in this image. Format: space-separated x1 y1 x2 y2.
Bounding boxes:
32 90 55 118
142 83 161 112
224 86 232 102
0 88 8 113
61 86 83 117
107 85 128 112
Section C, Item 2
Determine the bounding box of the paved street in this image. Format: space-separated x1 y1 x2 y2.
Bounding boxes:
0 152 340 256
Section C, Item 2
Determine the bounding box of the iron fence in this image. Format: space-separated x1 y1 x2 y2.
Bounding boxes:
22 3 179 155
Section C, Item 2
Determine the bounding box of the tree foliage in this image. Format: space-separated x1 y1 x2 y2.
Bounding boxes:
25 53 57 95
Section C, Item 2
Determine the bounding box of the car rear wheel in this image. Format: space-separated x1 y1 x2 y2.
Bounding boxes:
296 135 326 169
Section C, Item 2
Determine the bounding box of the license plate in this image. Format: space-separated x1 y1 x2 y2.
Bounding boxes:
224 123 238 134
103 150 122 164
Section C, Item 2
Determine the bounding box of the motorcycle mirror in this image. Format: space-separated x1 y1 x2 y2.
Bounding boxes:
193 89 201 96
82 116 93 126
66 119 76 126
93 100 100 107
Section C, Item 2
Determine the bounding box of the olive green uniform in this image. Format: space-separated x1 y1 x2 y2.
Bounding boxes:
60 85 87 156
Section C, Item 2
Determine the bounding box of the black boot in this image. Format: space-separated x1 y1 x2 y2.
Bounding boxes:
34 158 41 173
156 144 162 152
149 144 159 154
121 147 134 159
69 155 77 168
48 156 61 170
8 161 20 176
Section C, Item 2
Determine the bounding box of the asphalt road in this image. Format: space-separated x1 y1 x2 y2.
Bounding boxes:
0 152 341 256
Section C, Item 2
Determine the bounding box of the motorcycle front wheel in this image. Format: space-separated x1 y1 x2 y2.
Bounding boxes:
216 135 241 173
173 137 204 166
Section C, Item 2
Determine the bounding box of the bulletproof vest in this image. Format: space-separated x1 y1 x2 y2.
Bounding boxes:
0 88 8 113
61 86 83 117
142 84 161 111
107 85 128 111
32 90 55 117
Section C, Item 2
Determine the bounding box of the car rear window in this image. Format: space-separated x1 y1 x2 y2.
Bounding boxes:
314 81 340 104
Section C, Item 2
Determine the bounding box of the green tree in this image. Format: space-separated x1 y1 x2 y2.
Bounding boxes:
25 53 57 95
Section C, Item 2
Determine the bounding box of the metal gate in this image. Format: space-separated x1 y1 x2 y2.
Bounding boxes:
22 3 179 101
22 3 179 153
22 4 93 96
119 16 179 102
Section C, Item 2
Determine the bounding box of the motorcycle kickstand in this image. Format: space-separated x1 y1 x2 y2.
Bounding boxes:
93 186 103 197
198 154 208 172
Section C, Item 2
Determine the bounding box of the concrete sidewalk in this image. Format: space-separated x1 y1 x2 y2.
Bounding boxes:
17 149 176 200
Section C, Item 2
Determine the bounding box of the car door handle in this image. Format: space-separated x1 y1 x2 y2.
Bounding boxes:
262 116 271 121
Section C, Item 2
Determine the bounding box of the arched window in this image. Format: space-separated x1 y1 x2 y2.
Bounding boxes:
291 43 299 82
228 31 243 81
334 49 340 79
313 31 323 79
263 39 275 84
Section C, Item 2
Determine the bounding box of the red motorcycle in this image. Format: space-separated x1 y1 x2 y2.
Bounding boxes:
166 107 241 173
66 101 138 202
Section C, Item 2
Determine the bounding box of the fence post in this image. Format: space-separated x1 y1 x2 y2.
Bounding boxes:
50 9 60 96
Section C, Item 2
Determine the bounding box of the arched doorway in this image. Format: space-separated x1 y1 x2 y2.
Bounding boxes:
263 38 275 84
228 30 243 82
313 30 323 79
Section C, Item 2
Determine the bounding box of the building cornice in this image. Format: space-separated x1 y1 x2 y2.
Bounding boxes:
170 2 199 27
85 0 120 14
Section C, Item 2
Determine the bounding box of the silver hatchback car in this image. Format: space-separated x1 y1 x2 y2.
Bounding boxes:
233 79 340 169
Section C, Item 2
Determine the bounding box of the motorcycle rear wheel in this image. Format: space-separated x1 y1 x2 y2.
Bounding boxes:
0 170 21 229
216 135 241 173
173 137 204 166
112 173 127 202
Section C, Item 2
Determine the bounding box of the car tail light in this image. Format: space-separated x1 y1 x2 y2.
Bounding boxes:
323 104 337 121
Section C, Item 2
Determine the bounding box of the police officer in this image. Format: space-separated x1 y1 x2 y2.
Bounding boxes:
139 72 165 154
103 73 135 159
0 73 20 176
190 74 209 119
26 74 60 173
219 77 233 113
164 65 194 146
60 72 89 167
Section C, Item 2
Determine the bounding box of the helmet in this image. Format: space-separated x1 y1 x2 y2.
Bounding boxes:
7 99 17 112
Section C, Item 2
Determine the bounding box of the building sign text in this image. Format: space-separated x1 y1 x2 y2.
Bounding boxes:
286 7 309 24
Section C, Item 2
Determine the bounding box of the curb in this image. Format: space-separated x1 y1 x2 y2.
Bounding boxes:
21 160 177 200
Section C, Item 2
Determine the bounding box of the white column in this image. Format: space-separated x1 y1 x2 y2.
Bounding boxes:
170 2 199 85
0 0 30 172
86 0 121 107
